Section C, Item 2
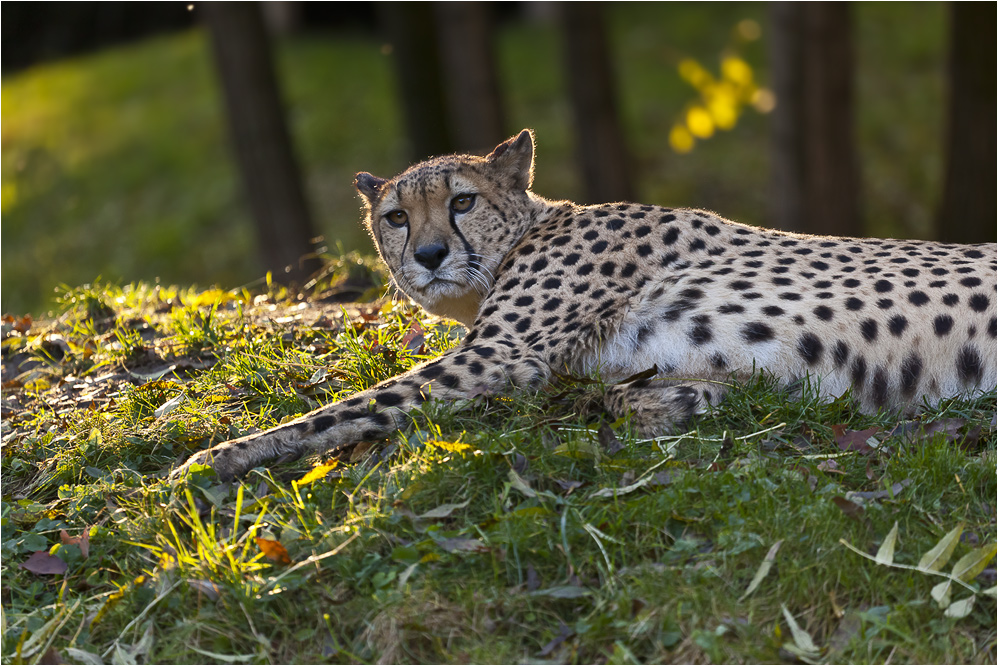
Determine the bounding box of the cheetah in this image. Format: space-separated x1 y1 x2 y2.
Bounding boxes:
174 130 997 480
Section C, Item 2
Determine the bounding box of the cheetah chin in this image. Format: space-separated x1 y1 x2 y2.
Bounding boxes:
173 129 997 481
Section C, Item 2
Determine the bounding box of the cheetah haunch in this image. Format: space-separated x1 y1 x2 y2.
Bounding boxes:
175 130 997 480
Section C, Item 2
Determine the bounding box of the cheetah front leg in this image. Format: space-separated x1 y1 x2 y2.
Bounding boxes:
172 343 549 481
603 376 728 438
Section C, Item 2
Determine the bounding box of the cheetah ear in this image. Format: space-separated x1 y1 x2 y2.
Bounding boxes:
355 172 387 204
486 129 534 191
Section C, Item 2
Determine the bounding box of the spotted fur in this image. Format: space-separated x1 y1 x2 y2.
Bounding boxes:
174 130 997 480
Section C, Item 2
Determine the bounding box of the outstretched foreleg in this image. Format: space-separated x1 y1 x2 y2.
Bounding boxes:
172 343 548 481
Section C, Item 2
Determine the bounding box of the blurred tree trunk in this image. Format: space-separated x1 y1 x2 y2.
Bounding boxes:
433 2 505 153
935 2 996 243
560 3 634 204
377 3 454 159
768 2 861 236
201 2 320 283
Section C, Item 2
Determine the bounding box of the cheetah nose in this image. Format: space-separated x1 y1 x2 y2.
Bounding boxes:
414 243 449 270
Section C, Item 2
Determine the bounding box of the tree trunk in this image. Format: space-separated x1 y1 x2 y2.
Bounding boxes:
201 2 320 283
560 3 634 204
433 2 505 153
768 2 861 237
377 3 454 160
935 2 996 243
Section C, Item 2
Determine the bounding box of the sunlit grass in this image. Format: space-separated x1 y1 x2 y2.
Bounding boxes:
1 279 995 662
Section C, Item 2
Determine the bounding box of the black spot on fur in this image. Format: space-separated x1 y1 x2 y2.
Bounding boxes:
797 332 823 366
871 367 889 407
900 354 922 399
762 305 785 316
833 341 849 368
813 305 833 321
741 322 774 343
689 315 712 345
933 314 954 336
439 373 462 389
860 319 878 342
542 278 561 289
957 346 984 385
663 228 680 245
851 356 867 388
845 297 864 311
968 293 990 312
718 303 745 314
887 315 908 337
908 291 930 306
377 392 404 407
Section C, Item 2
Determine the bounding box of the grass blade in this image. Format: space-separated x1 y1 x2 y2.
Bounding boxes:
740 540 783 600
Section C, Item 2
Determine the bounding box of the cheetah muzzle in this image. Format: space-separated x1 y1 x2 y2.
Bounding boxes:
173 129 998 481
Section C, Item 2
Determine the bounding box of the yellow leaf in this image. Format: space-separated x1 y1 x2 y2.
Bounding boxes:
427 440 471 453
255 537 291 564
678 58 712 88
669 125 695 154
297 461 339 486
686 106 715 139
708 95 739 131
721 56 753 87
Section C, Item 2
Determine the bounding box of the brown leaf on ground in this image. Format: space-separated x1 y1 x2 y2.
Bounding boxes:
816 459 845 475
254 537 292 564
831 425 881 454
889 418 985 451
832 496 865 521
20 551 69 575
60 528 90 558
400 321 425 354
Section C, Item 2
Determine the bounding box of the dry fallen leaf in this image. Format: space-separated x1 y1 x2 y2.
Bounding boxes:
60 528 90 559
832 496 865 521
255 537 292 564
831 425 881 455
20 551 68 575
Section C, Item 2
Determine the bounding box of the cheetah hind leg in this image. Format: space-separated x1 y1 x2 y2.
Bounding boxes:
603 377 727 438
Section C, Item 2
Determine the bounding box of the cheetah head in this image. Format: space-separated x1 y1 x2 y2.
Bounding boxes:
355 130 536 326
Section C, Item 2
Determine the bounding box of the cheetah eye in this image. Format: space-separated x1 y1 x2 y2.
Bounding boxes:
450 193 476 214
384 210 408 227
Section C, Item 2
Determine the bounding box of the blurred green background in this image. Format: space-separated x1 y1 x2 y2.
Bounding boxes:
2 3 951 316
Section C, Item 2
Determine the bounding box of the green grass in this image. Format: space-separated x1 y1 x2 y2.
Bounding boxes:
2 280 995 664
3 3 950 315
